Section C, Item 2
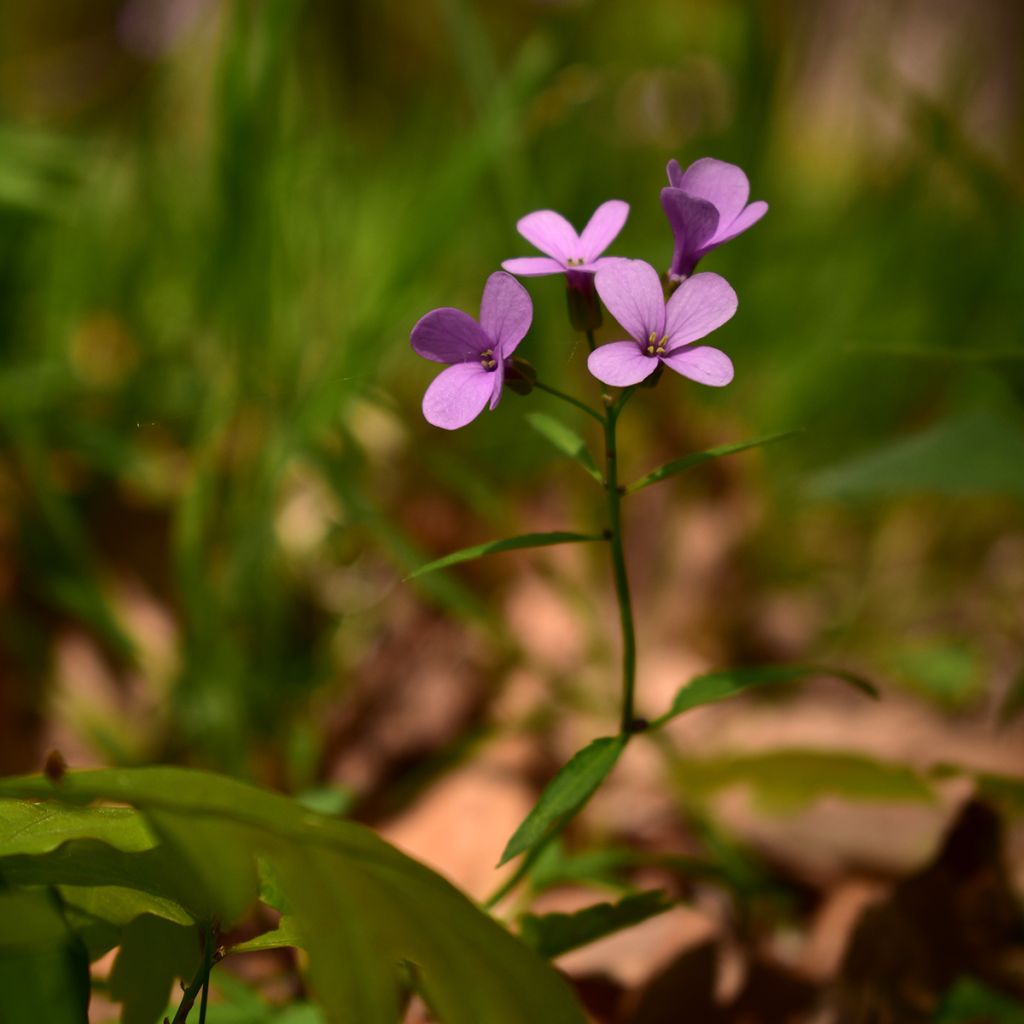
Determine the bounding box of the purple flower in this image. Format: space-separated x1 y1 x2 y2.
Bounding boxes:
661 158 768 280
410 272 532 430
587 259 736 388
501 200 630 278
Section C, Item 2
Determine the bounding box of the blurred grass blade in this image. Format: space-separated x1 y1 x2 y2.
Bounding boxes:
624 430 801 494
406 531 605 580
526 412 603 484
651 664 878 728
519 890 673 959
499 736 626 866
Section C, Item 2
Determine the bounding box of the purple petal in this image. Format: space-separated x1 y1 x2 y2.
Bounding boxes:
663 272 737 348
488 356 505 410
666 158 684 188
593 259 665 343
516 210 579 262
411 308 490 364
711 200 768 245
578 200 629 263
479 271 532 357
661 189 719 279
422 362 495 430
501 256 565 277
587 341 659 387
660 345 734 387
677 157 751 227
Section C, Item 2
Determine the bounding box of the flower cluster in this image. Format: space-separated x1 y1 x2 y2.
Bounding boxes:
410 157 766 429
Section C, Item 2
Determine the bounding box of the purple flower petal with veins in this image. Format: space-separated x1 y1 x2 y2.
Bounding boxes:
661 157 767 280
502 200 629 278
587 259 736 389
411 272 532 429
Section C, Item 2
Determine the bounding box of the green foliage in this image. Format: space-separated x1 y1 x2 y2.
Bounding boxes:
0 768 586 1024
519 890 673 958
650 664 878 727
624 429 802 494
934 977 1024 1023
675 750 933 813
526 412 603 483
406 530 606 580
500 736 627 866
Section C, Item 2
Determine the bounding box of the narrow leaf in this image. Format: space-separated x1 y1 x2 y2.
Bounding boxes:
406 531 605 581
226 918 302 955
526 412 603 483
499 736 627 866
624 430 801 494
519 890 673 959
651 664 879 728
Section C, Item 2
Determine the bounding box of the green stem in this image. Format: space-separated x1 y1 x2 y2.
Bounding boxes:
482 840 548 911
168 923 216 1024
603 396 638 734
533 380 604 424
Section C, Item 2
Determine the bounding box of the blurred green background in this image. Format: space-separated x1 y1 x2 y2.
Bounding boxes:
1 0 1021 792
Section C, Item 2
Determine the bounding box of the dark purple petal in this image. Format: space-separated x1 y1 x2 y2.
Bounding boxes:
587 341 659 387
411 307 490 364
676 157 750 227
516 210 579 262
501 256 565 276
663 272 737 348
661 189 719 279
578 200 629 263
710 199 768 245
422 362 495 429
660 344 734 387
593 259 665 343
479 271 532 357
666 158 684 188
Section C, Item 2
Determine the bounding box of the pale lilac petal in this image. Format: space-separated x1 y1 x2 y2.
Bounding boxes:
411 308 490 364
677 157 750 226
516 210 579 262
710 200 768 245
422 362 495 430
594 259 665 342
663 272 737 348
587 341 659 387
578 200 629 263
661 189 719 278
666 158 684 188
501 256 565 277
660 345 734 387
479 271 532 357
488 355 505 410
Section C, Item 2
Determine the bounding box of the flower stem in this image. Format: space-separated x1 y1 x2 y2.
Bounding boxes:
168 923 216 1024
533 379 604 424
590 344 638 736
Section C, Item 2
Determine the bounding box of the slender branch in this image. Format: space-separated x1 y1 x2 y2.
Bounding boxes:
167 923 217 1024
533 379 604 424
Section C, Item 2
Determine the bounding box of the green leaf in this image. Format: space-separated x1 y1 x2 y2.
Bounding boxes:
651 664 879 727
107 915 199 1024
0 800 155 855
500 736 627 866
226 918 301 955
675 750 933 813
0 768 587 1024
934 976 1024 1023
808 411 1024 500
526 412 603 483
406 530 605 580
519 890 673 959
624 430 801 494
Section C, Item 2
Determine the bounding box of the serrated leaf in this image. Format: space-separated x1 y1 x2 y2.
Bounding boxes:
526 412 603 483
624 430 800 494
651 664 879 727
500 736 627 866
519 890 673 959
676 750 933 813
406 530 605 580
0 768 587 1024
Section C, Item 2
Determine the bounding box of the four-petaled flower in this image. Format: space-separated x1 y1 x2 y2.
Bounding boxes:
502 200 630 279
410 271 532 430
587 259 737 388
661 157 767 281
